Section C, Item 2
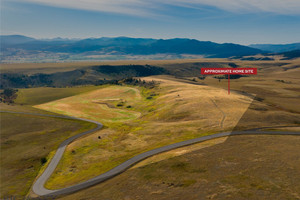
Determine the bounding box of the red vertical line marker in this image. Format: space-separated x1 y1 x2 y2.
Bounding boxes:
228 74 230 95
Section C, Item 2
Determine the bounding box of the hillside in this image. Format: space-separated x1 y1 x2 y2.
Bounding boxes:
249 43 300 53
0 61 249 89
1 59 300 199
0 65 168 88
232 49 300 61
269 49 300 60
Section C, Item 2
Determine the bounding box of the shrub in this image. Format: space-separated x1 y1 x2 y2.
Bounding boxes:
41 157 47 165
117 102 124 107
0 88 18 103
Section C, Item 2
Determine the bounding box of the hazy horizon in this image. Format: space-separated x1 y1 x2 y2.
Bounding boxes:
2 0 300 45
2 34 300 46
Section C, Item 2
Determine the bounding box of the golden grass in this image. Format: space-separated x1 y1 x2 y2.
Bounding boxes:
58 135 300 200
35 79 255 189
42 71 300 189
201 68 300 113
2 58 300 197
15 86 105 105
131 137 228 169
0 110 96 199
35 86 141 123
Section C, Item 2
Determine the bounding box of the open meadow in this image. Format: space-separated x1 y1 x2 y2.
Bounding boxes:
0 110 96 198
0 58 299 199
0 86 105 199
35 69 300 189
59 135 300 200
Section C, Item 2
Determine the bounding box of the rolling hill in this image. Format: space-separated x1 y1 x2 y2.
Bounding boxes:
249 43 300 53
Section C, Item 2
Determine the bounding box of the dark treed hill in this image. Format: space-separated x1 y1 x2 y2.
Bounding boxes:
265 49 300 60
0 62 243 88
230 49 300 61
0 65 168 88
91 65 167 77
1 62 250 88
249 43 300 53
280 50 300 60
0 73 53 89
161 62 226 77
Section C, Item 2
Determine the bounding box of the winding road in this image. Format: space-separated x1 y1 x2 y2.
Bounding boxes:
1 111 300 198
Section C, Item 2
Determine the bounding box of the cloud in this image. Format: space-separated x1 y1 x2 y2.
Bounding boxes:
14 0 158 17
161 0 300 14
14 0 300 16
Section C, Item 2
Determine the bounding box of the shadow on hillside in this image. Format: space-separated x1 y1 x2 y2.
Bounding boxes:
231 94 300 132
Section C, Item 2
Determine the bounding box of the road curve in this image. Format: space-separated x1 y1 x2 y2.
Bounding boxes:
1 111 300 198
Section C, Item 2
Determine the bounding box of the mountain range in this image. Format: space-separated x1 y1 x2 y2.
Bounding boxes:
0 35 299 63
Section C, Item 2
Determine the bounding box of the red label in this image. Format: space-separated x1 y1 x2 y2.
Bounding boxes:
201 68 257 75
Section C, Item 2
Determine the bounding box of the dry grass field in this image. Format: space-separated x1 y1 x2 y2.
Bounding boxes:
177 58 300 115
15 86 105 105
35 86 141 123
0 108 96 199
0 86 105 199
59 135 300 200
33 78 256 189
1 58 299 199
34 72 300 189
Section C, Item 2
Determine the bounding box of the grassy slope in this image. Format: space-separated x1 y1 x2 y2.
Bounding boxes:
37 73 300 189
0 111 96 199
15 86 105 105
59 135 300 200
1 59 299 197
38 73 299 190
177 59 300 114
0 86 104 199
35 86 141 123
36 80 258 189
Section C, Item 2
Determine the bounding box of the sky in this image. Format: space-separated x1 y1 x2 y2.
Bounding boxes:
1 0 300 45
